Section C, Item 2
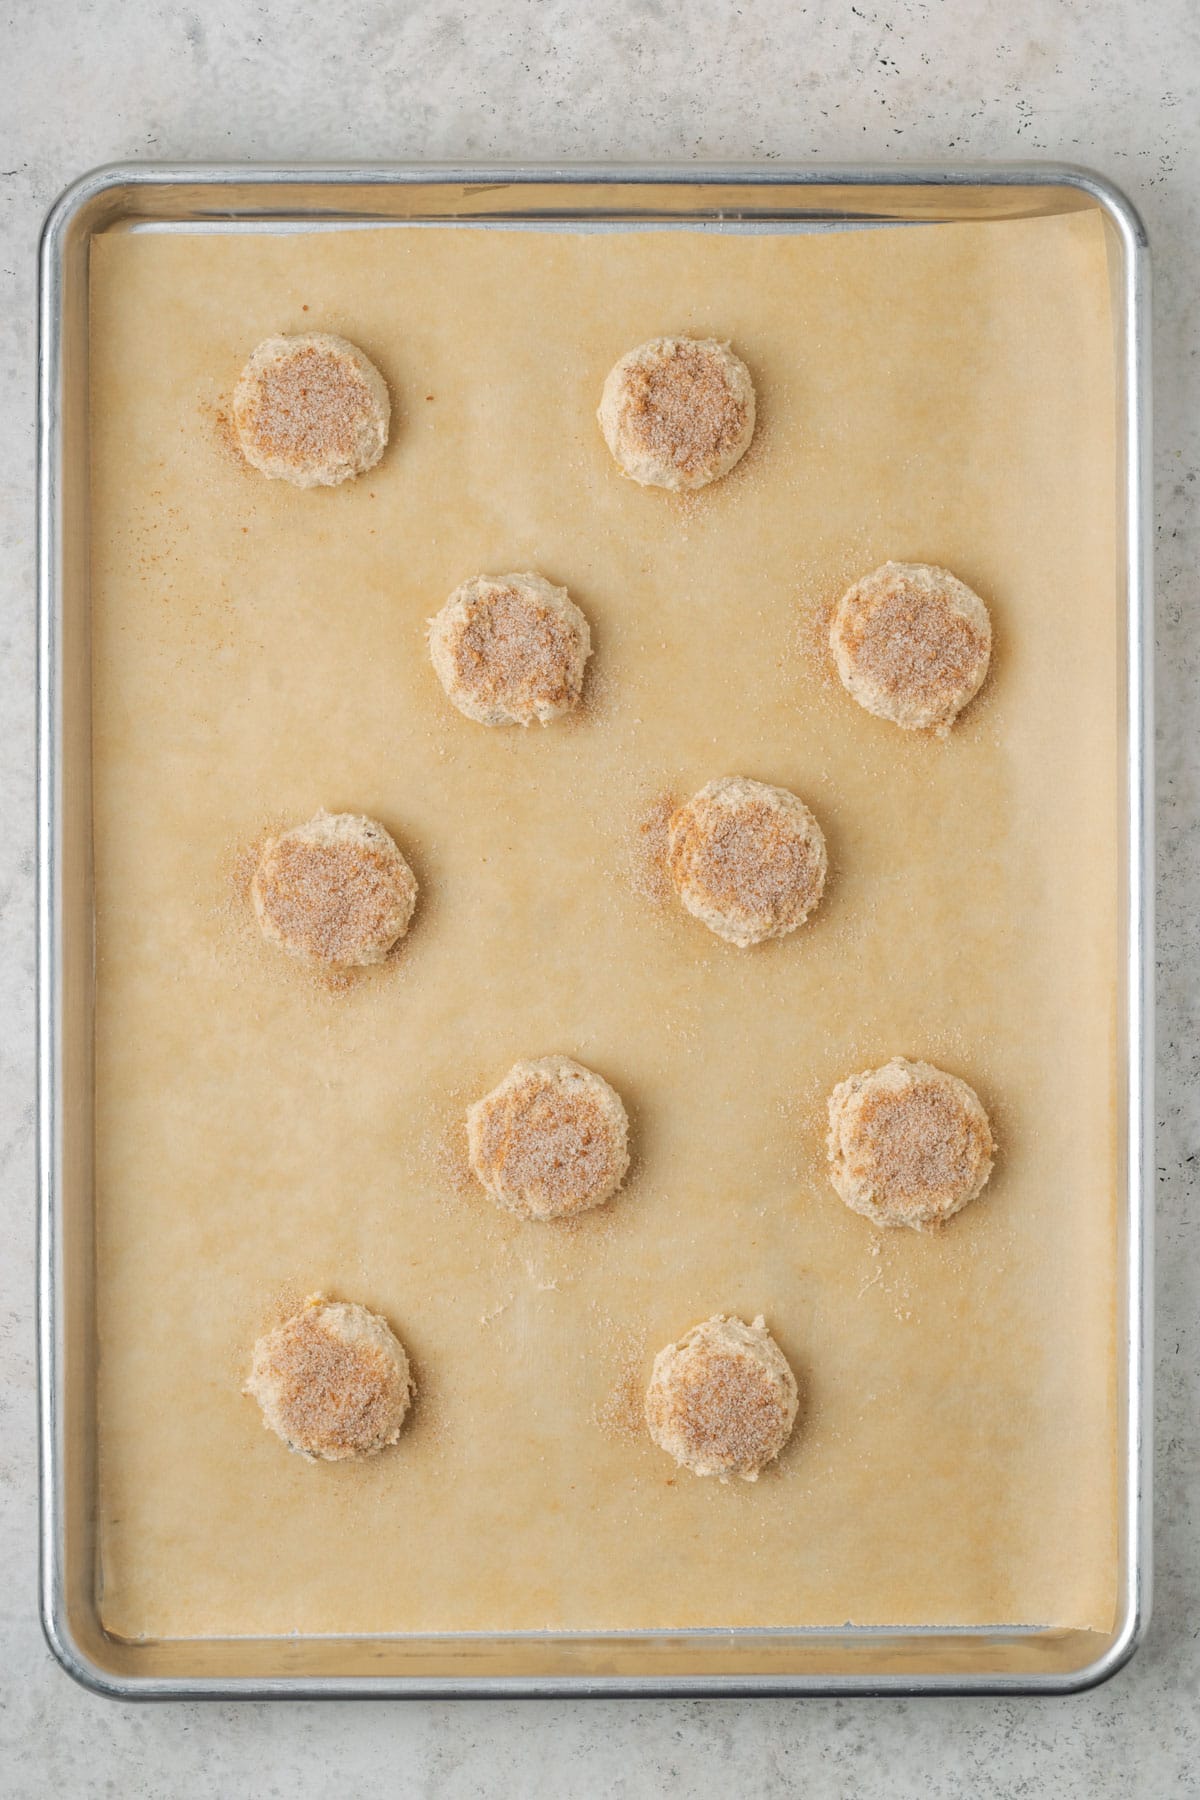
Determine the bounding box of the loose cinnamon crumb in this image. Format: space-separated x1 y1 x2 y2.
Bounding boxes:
228 835 267 909
796 597 839 688
208 403 249 468
434 1113 477 1199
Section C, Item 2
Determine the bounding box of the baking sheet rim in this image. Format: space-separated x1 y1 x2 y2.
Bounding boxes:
36 160 1153 1698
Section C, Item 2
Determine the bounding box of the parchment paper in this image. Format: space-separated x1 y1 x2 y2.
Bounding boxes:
89 208 1120 1639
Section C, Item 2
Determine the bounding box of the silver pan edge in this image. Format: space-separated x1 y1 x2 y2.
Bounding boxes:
36 162 1153 1698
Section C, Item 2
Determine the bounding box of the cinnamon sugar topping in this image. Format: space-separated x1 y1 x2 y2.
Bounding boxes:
246 1296 412 1461
668 777 827 946
857 1084 992 1211
645 1314 799 1481
457 588 576 706
247 346 369 464
251 812 417 969
430 574 591 727
625 341 749 479
830 562 992 734
453 583 579 716
675 798 822 917
467 1056 631 1221
827 1058 995 1230
845 592 982 697
599 337 756 490
232 334 389 488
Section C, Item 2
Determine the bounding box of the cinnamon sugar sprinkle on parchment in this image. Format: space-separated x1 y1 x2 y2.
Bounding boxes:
206 401 249 470
593 1323 651 1444
626 792 676 905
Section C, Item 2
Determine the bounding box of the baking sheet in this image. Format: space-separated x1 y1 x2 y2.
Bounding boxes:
88 209 1119 1641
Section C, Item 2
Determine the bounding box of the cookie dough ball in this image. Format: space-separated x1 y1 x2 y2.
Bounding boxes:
826 1057 995 1231
645 1314 799 1482
232 333 390 488
467 1055 630 1221
667 776 827 948
245 1294 413 1461
428 573 591 727
251 810 417 970
830 561 992 735
598 337 756 491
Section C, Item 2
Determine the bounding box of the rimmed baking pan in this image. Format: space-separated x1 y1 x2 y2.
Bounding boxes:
38 163 1151 1697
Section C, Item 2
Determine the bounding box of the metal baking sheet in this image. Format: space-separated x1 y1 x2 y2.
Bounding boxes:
37 163 1152 1698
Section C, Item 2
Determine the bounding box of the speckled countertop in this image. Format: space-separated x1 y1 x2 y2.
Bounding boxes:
2 4 1197 1795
